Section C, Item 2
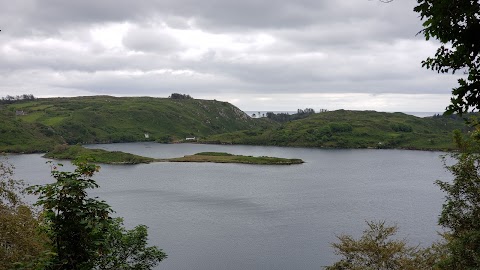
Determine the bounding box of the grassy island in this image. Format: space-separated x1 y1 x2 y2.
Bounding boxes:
43 146 303 165
44 145 155 164
167 152 304 165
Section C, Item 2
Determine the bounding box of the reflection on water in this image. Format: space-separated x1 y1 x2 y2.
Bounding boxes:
7 143 450 270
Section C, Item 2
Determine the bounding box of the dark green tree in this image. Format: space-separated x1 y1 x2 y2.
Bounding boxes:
94 218 166 270
168 93 192 99
435 131 480 269
29 162 112 269
28 161 166 270
414 1 480 266
414 0 480 115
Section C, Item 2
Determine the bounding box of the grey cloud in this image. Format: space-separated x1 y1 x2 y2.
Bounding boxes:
0 0 457 111
2 0 418 34
122 28 181 53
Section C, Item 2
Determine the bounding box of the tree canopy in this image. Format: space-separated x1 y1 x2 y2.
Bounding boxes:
433 131 480 269
414 0 480 114
27 161 166 270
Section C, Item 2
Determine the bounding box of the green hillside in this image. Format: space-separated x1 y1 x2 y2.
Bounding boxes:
0 96 472 153
0 96 268 152
0 107 65 152
204 110 470 150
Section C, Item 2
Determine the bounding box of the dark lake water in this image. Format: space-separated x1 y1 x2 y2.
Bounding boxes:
6 143 451 270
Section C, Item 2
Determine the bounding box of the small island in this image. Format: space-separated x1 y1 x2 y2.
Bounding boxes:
167 152 304 165
44 146 304 165
44 145 156 164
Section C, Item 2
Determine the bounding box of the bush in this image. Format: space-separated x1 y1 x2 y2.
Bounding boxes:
391 123 413 132
325 221 443 270
329 123 353 133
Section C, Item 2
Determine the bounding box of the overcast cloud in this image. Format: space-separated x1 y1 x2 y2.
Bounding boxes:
0 0 461 111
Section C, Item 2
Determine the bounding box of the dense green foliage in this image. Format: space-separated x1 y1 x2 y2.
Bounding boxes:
170 152 304 165
434 132 480 269
27 162 166 270
44 145 155 164
325 221 444 270
414 0 480 114
94 218 166 270
205 110 469 150
0 95 265 152
29 162 113 269
0 159 49 269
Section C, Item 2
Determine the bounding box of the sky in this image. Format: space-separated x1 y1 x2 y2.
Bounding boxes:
0 0 462 112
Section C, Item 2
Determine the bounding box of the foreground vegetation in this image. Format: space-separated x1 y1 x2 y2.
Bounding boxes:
0 159 166 269
326 0 480 267
325 221 445 270
325 129 480 269
168 152 304 165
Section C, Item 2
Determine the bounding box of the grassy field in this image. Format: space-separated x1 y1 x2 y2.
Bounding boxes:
168 152 304 165
0 108 65 153
204 110 471 151
44 145 155 164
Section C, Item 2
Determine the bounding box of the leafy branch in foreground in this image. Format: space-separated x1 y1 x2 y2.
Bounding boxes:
28 161 166 270
94 218 166 270
414 0 480 115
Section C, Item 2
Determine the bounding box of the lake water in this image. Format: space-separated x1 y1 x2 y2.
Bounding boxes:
6 143 451 270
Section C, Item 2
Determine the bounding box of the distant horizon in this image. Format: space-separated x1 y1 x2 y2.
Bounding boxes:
2 93 445 116
243 110 442 118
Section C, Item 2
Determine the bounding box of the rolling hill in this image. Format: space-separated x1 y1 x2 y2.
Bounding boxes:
203 110 470 151
0 95 269 152
0 96 472 153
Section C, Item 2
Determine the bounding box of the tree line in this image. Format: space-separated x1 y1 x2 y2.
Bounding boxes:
168 93 192 99
265 108 327 122
0 94 36 104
